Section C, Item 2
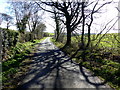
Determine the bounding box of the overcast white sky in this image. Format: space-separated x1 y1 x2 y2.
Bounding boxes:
0 0 119 33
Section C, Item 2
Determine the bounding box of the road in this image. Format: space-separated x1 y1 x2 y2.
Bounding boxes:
18 37 112 89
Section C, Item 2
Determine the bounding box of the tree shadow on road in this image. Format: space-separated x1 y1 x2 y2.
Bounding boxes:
17 49 72 89
16 45 110 90
78 65 111 89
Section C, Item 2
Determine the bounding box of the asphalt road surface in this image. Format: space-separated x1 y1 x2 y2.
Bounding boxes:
18 37 112 90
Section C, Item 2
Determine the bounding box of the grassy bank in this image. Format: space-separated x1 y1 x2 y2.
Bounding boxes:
2 37 46 88
51 34 120 89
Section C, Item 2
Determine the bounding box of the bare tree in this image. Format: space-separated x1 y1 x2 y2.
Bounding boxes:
27 2 43 41
11 1 44 42
51 7 61 41
67 0 113 61
0 13 13 29
11 2 31 33
10 2 32 42
36 1 83 48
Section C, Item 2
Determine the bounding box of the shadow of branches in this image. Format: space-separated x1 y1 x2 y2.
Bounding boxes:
16 41 111 90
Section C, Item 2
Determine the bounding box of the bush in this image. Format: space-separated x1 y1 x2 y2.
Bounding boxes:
1 28 19 61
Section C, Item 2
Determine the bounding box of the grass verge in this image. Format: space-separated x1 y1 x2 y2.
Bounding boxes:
2 37 46 88
51 37 120 89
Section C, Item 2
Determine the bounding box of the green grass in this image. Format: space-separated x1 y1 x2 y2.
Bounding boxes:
93 33 119 48
71 33 119 48
49 33 54 36
82 60 120 89
51 38 64 48
2 37 46 88
51 33 120 89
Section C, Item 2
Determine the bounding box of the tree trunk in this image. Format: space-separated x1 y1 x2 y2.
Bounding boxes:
63 28 71 48
7 23 9 30
66 30 71 46
62 17 72 49
55 30 59 42
86 25 91 48
29 33 33 41
81 2 85 49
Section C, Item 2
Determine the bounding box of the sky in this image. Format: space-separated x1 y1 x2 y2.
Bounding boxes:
91 0 119 33
0 0 119 34
0 0 55 32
